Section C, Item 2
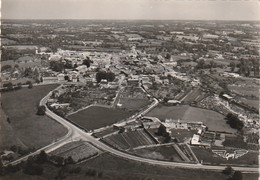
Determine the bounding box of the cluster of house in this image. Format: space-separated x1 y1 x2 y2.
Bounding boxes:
162 119 225 147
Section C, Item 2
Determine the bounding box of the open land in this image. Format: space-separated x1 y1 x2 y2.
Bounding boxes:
0 102 26 151
2 153 258 180
147 105 236 133
119 98 151 111
1 85 67 149
50 141 101 162
79 153 257 180
67 106 134 130
132 145 184 162
191 146 258 166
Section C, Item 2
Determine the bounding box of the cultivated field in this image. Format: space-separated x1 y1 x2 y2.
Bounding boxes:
191 146 258 166
180 88 206 103
240 98 259 109
147 105 236 133
102 129 156 150
132 145 184 162
50 141 100 162
1 85 67 149
92 127 119 138
228 85 259 97
68 106 134 130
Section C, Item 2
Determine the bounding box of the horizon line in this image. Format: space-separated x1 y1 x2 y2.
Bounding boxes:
2 18 260 22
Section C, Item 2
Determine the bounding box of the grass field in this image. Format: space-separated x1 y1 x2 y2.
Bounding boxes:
1 85 67 149
228 85 259 97
132 145 184 162
68 106 134 130
118 98 151 111
191 146 258 166
50 141 100 162
0 103 26 152
240 98 259 109
147 105 236 133
1 153 258 180
79 153 257 180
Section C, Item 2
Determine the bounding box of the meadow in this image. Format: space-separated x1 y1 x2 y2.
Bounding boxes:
68 106 134 130
1 84 67 149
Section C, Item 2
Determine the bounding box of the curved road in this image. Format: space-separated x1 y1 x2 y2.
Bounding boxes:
6 86 259 173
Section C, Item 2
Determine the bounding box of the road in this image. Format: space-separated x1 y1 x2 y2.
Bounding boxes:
5 86 259 173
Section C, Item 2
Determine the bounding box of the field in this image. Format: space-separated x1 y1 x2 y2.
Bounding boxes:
102 129 157 150
228 85 259 97
180 88 206 103
240 97 259 109
68 106 134 130
118 98 151 111
191 146 258 166
0 102 25 152
147 105 236 133
92 127 119 138
132 145 184 162
170 129 197 142
1 85 67 149
50 141 100 162
1 153 258 180
79 153 257 180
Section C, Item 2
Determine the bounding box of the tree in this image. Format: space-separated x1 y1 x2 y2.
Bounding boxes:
165 53 171 60
28 81 33 89
1 65 12 72
226 113 244 131
65 156 74 164
50 61 64 72
230 62 236 72
229 171 243 180
197 59 205 69
82 58 92 68
222 165 233 175
3 82 13 91
23 161 43 175
96 71 115 83
156 124 167 137
163 132 171 143
37 105 46 115
36 150 48 164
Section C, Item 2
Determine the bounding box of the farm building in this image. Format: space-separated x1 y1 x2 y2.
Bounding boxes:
166 100 181 106
42 77 59 83
190 134 211 147
163 119 206 131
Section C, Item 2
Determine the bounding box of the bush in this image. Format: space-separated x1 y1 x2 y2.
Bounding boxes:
35 151 48 164
36 105 46 115
69 167 81 174
23 162 43 175
228 171 243 180
28 82 33 89
222 165 233 175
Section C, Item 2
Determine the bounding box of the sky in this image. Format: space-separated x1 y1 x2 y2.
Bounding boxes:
1 0 260 21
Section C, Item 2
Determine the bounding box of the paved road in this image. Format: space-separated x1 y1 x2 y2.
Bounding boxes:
5 86 259 173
